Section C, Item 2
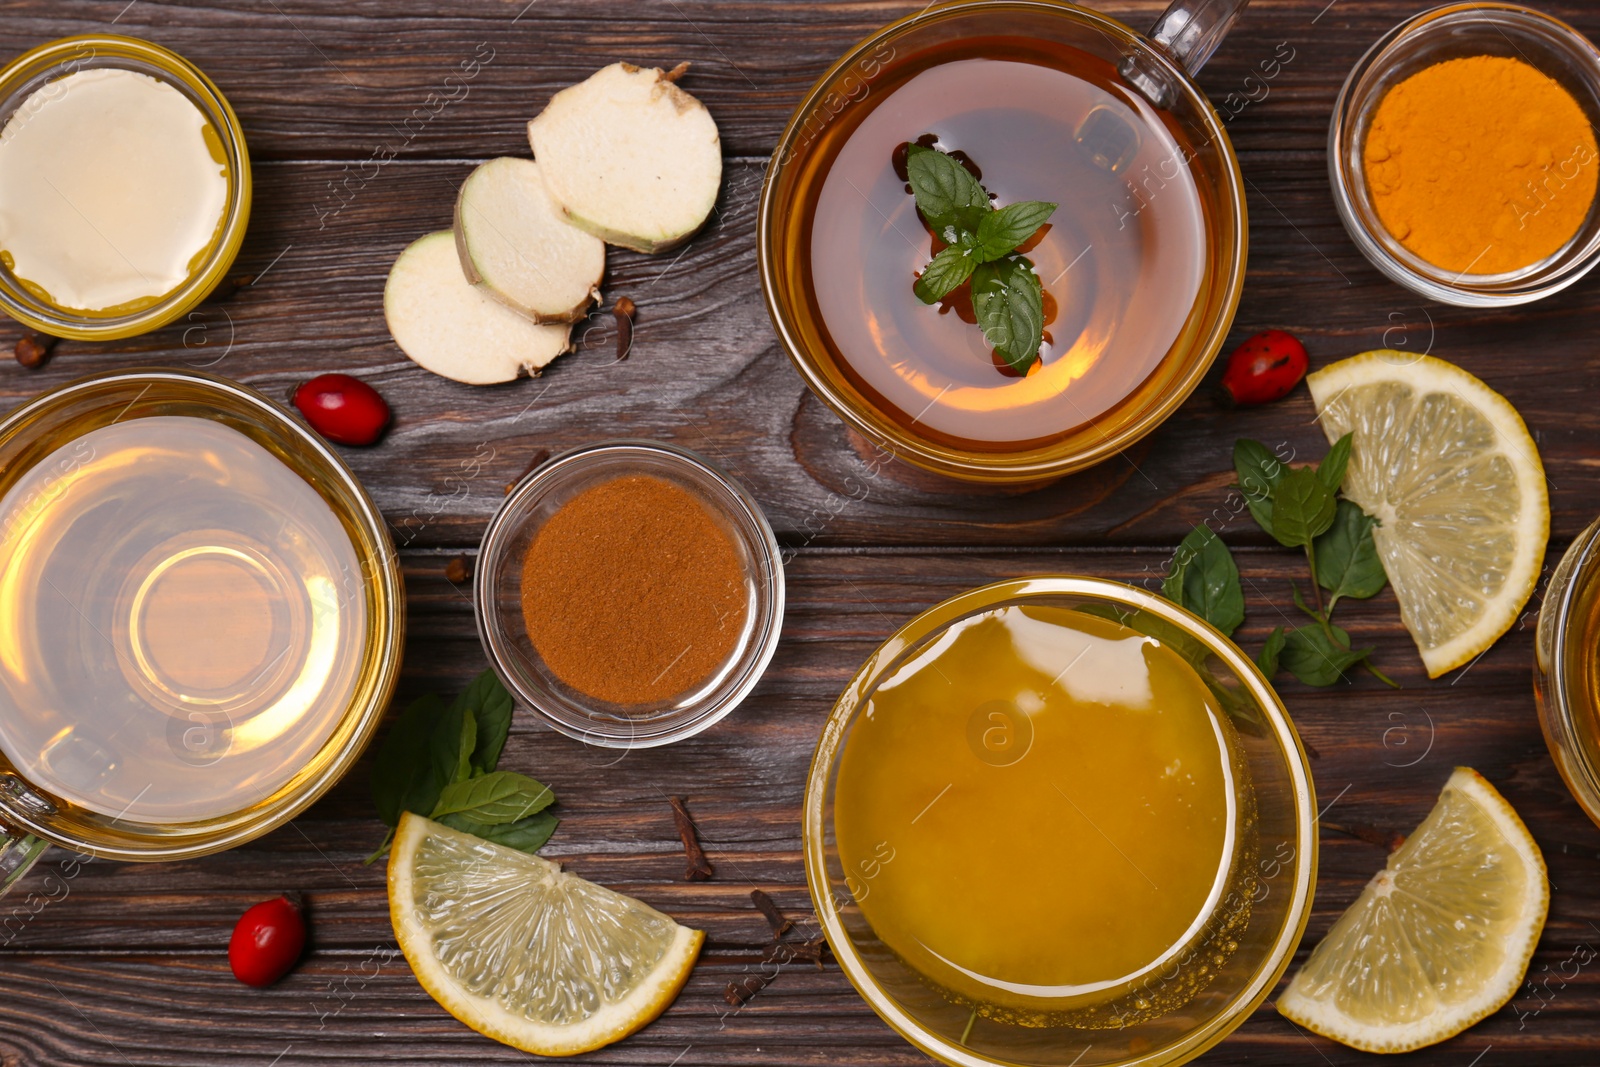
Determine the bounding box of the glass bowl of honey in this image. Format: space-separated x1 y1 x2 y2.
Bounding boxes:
1329 3 1600 306
476 441 784 748
759 1 1248 484
1535 517 1600 828
804 576 1316 1067
0 369 402 878
0 35 252 340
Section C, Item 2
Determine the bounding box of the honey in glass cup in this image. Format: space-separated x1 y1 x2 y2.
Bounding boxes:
0 371 403 893
759 0 1250 483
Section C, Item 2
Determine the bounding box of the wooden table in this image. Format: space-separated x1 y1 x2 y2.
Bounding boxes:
1 1 1596 1063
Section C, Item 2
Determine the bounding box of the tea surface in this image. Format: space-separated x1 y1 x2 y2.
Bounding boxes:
0 416 366 823
805 45 1207 448
834 605 1246 1017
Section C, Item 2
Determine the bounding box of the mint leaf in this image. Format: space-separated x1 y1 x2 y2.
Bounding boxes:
904 144 989 238
913 244 978 304
430 770 555 826
370 693 449 828
1315 499 1387 603
1280 624 1370 686
1162 524 1244 637
1233 439 1288 538
431 700 476 789
1257 627 1286 676
1318 432 1353 492
455 669 513 775
971 255 1045 372
1269 467 1337 548
975 200 1057 261
439 810 559 854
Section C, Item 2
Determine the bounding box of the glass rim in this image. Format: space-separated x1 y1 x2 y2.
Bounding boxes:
756 0 1248 484
801 575 1318 1067
475 439 786 749
0 368 404 861
1536 517 1600 824
0 34 254 340
1327 2 1600 307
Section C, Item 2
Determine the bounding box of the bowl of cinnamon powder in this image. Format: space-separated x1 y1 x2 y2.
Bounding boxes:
475 441 784 747
1330 3 1600 306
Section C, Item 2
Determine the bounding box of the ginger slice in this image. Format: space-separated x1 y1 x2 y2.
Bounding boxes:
527 62 722 254
384 231 572 386
455 157 605 323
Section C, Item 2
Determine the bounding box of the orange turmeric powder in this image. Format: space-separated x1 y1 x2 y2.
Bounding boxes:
1364 55 1598 275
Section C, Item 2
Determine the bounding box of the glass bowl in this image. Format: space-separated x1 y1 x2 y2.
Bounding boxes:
0 369 403 863
803 576 1316 1067
1329 3 1600 306
476 441 784 748
1535 516 1600 827
0 35 252 340
757 0 1247 484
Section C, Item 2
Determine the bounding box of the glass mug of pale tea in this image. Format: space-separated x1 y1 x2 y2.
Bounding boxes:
0 371 403 895
759 0 1252 483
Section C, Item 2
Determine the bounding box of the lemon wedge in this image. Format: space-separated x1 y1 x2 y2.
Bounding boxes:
1277 767 1548 1053
388 812 703 1056
1307 351 1548 677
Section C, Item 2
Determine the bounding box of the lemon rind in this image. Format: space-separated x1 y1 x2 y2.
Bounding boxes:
1307 351 1549 678
388 812 704 1057
1277 768 1548 1054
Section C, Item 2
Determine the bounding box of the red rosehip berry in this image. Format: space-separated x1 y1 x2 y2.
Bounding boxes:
292 373 391 446
229 894 307 987
1220 329 1309 405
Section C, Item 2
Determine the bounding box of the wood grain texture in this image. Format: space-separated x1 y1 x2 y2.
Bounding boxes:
0 1 1598 1064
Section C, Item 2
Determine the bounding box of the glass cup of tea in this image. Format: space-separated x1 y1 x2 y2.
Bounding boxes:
759 0 1251 483
0 371 404 896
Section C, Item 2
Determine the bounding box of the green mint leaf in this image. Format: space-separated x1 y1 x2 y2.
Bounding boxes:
370 693 449 828
1315 499 1387 602
1269 467 1337 548
430 770 555 826
438 810 559 855
1280 624 1371 686
974 200 1057 261
1257 627 1286 676
913 244 978 304
456 669 513 775
1162 524 1244 637
1318 432 1353 492
971 255 1045 373
1233 439 1288 538
904 143 990 237
429 699 476 790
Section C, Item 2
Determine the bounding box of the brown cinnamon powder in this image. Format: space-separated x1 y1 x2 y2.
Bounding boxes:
520 474 748 705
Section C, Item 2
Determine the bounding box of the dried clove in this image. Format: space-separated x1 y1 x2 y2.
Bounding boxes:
669 795 714 881
504 448 552 495
444 555 472 584
14 331 57 370
612 296 636 360
762 935 829 971
724 972 770 1007
1323 820 1406 853
751 889 792 939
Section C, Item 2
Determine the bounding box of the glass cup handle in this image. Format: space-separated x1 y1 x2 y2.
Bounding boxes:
1121 0 1252 108
0 828 47 899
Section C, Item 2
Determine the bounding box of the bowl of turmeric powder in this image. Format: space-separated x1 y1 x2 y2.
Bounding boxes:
1330 3 1600 305
475 440 784 748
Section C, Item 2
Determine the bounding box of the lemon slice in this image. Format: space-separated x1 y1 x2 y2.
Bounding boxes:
1307 352 1548 677
1277 767 1548 1053
388 812 703 1056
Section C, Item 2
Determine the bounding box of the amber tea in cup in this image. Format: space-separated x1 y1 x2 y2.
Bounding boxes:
761 1 1249 483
